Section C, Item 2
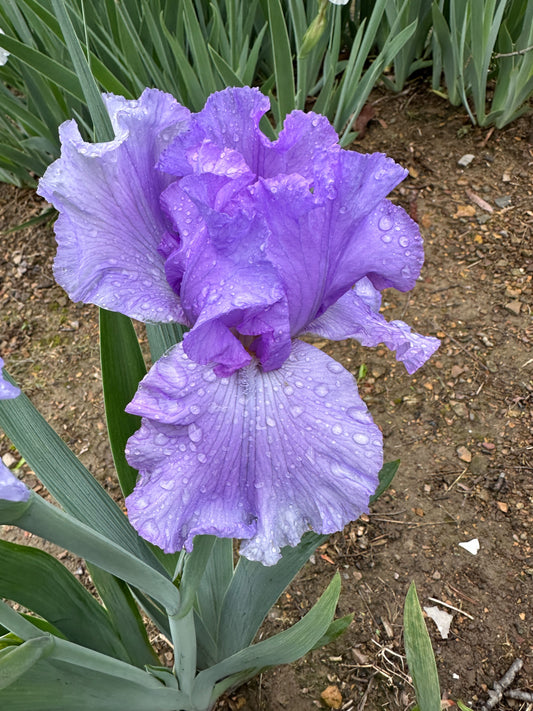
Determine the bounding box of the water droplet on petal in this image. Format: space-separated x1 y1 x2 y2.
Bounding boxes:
266 417 276 427
314 384 328 397
197 453 207 463
327 361 343 374
188 423 202 443
353 432 369 445
379 215 393 231
291 405 303 417
332 423 343 435
399 235 410 248
381 233 392 243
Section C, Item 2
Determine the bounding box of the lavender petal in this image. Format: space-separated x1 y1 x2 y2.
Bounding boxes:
306 280 440 374
0 462 29 503
0 357 19 400
37 89 190 323
125 340 381 565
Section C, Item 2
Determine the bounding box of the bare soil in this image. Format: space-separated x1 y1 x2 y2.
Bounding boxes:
1 84 532 711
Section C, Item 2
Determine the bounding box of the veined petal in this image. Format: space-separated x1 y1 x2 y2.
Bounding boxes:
158 87 270 178
314 151 423 306
0 462 29 502
37 89 190 323
125 340 381 565
0 358 19 399
306 284 440 374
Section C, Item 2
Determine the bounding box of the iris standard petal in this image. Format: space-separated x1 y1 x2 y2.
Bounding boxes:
158 86 270 178
306 284 440 374
0 461 29 502
0 358 19 399
37 89 190 323
264 110 340 183
162 169 292 375
312 150 423 308
125 340 381 565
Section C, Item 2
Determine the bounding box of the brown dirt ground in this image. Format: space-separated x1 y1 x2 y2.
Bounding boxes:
1 84 532 711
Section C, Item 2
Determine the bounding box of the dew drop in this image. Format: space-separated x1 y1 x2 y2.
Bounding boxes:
332 424 343 435
197 453 207 464
188 423 203 443
291 405 303 417
327 361 343 374
379 215 393 231
189 404 201 415
314 384 328 397
381 233 392 243
399 235 410 248
266 417 276 427
284 385 294 396
353 432 369 445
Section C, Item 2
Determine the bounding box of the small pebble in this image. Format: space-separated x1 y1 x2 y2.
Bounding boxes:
495 195 512 208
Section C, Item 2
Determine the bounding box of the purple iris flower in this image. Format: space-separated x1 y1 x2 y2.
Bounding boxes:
0 357 20 400
38 87 439 565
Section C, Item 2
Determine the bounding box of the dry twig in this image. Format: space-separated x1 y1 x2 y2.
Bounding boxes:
481 658 523 711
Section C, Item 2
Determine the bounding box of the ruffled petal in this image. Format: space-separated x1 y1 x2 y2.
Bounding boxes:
0 358 19 399
158 87 270 178
37 89 190 323
245 151 421 336
264 110 340 183
306 282 440 374
0 461 29 502
125 340 381 565
162 164 291 375
312 151 423 307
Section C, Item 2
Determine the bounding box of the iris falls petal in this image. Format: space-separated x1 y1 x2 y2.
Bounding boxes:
125 341 381 565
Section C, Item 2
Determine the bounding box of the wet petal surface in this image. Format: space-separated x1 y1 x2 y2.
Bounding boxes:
306 281 440 374
38 89 190 323
125 340 381 565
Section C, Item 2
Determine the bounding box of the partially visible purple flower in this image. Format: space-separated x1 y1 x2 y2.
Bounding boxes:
0 357 19 400
38 87 439 564
0 461 29 503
